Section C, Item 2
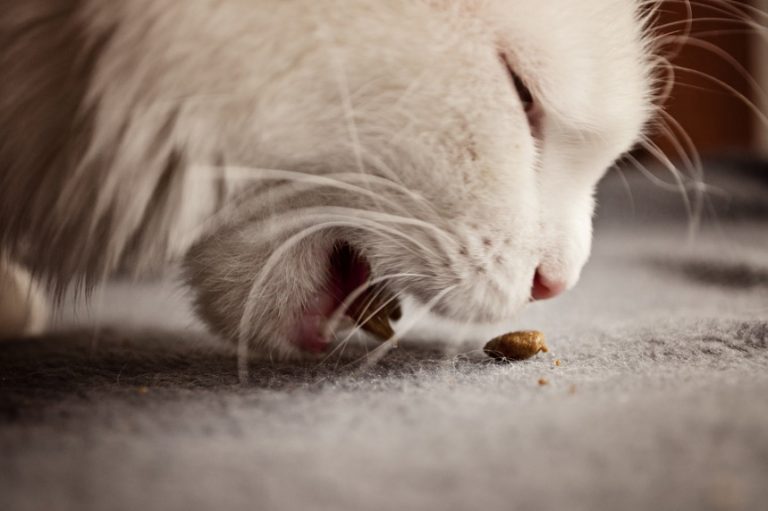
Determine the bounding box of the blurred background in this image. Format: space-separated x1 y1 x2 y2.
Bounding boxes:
647 0 767 160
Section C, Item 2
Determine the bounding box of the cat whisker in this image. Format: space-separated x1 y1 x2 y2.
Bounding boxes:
658 35 768 106
344 284 458 372
322 275 423 346
658 0 768 25
201 165 426 215
669 64 768 127
187 164 457 256
321 281 415 368
632 137 704 237
612 164 638 217
655 109 702 178
233 206 452 259
235 213 448 380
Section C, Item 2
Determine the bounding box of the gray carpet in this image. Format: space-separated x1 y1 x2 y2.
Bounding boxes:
2 161 767 511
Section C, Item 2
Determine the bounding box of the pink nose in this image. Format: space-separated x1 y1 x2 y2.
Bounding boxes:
530 269 566 301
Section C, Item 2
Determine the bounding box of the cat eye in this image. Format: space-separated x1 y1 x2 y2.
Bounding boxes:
500 52 541 137
500 53 534 113
511 72 534 112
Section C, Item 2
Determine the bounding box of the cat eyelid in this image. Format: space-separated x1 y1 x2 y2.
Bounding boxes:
499 52 534 112
499 52 542 138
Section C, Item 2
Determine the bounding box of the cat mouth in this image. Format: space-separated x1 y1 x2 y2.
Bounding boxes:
292 242 401 353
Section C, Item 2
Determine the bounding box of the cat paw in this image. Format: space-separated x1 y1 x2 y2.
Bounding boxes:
0 259 48 339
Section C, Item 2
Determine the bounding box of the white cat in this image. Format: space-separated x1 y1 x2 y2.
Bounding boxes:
0 0 654 355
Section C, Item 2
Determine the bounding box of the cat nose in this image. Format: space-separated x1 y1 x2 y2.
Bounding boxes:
530 268 566 301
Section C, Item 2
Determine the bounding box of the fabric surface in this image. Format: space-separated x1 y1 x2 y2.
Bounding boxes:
2 161 767 511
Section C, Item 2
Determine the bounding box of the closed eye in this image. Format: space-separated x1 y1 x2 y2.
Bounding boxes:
500 53 541 137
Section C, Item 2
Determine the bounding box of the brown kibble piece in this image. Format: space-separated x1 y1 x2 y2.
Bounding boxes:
347 283 401 341
554 359 561 367
538 378 549 386
484 330 548 361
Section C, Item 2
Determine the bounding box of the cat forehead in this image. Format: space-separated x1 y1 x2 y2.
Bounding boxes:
442 0 653 142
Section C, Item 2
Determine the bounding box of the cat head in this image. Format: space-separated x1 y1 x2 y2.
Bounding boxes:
173 0 656 354
49 0 655 352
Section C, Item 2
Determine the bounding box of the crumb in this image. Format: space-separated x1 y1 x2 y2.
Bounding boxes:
554 359 561 367
484 330 547 361
538 378 549 386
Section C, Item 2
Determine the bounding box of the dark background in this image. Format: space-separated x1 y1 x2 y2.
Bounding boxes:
649 0 766 159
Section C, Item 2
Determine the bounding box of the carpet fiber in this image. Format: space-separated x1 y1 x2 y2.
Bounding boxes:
2 162 767 511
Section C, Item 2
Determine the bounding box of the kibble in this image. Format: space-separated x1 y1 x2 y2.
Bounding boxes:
484 330 548 361
347 284 401 341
